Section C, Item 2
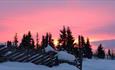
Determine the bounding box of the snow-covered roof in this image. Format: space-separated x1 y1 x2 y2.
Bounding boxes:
56 51 76 62
45 44 56 52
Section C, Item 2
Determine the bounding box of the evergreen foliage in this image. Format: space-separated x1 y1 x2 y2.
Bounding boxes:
96 44 105 59
58 26 74 53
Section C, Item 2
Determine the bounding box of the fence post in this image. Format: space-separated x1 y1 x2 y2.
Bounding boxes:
78 35 83 70
79 47 83 70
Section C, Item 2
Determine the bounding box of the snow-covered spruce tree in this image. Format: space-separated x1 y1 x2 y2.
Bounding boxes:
96 44 105 59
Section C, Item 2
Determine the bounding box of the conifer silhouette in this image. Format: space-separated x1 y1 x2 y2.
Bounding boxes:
96 44 105 59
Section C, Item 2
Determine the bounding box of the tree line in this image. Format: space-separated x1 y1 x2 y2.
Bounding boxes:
6 26 115 59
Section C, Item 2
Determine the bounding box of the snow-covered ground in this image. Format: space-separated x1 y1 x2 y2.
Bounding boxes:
0 62 78 70
0 59 115 70
83 59 115 70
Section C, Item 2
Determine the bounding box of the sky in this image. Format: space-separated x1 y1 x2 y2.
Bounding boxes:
0 0 115 42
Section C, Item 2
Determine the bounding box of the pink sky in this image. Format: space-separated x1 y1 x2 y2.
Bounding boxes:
0 0 115 42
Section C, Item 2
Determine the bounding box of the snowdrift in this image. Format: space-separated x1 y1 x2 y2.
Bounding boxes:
56 51 76 62
0 62 79 70
83 59 115 70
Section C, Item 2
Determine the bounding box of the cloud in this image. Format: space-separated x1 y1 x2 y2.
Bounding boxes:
88 22 115 35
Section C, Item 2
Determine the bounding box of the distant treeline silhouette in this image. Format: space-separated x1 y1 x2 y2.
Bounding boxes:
4 26 114 59
6 26 93 59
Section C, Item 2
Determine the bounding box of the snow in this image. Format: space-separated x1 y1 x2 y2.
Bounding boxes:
4 51 12 56
52 63 78 70
83 59 115 70
56 51 76 62
0 62 79 70
0 43 5 45
0 59 115 70
45 44 56 52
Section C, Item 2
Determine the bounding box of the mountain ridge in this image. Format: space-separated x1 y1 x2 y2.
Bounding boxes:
91 39 115 49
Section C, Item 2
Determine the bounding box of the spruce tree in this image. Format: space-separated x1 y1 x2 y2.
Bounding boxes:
108 49 114 59
13 33 18 47
59 26 67 50
79 36 85 57
41 33 49 49
7 41 12 50
84 38 93 59
97 44 105 59
36 33 40 50
19 31 35 51
66 27 74 53
58 26 74 52
108 49 111 59
45 33 49 47
48 33 55 49
19 34 26 50
26 31 35 50
73 43 79 57
41 35 45 50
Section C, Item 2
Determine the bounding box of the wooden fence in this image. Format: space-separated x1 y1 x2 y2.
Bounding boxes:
0 45 82 70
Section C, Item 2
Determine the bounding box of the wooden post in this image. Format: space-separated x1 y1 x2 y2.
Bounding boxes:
78 35 83 70
79 47 83 70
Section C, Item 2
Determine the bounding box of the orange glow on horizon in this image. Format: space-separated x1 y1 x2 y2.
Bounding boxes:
53 39 59 46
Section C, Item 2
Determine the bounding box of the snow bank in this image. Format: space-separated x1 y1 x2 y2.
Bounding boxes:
83 59 115 70
0 59 115 70
52 63 78 70
45 44 56 52
57 51 76 62
0 62 78 70
0 62 50 70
